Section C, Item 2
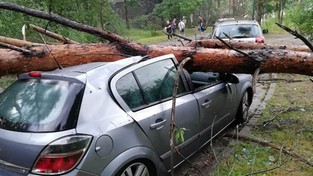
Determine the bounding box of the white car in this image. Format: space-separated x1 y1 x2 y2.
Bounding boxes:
211 20 267 43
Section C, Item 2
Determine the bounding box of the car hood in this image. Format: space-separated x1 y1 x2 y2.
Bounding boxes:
0 129 76 175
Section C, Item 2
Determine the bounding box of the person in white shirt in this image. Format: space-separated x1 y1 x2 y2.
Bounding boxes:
178 19 185 36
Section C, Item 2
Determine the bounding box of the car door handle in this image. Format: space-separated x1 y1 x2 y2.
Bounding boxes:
150 119 167 130
201 99 212 108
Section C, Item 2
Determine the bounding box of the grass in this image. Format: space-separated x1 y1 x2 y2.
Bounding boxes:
262 18 287 34
212 74 313 176
125 27 203 44
0 75 17 90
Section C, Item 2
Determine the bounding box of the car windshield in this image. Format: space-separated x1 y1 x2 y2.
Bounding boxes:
0 78 84 132
214 24 261 39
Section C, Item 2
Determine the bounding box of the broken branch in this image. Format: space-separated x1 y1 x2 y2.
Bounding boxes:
276 23 313 52
0 35 38 47
0 41 32 55
29 24 79 44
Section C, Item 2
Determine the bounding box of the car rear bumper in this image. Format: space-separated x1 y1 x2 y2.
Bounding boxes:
0 167 99 176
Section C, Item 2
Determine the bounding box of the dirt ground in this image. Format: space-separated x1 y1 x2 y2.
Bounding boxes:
173 32 309 176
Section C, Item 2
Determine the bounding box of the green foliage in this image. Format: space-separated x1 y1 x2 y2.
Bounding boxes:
125 0 141 8
285 0 313 40
130 15 163 32
0 0 126 43
261 18 286 33
212 74 313 175
153 0 205 20
0 75 17 89
174 128 186 143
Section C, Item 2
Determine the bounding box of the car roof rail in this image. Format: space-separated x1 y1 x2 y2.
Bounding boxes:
138 55 152 63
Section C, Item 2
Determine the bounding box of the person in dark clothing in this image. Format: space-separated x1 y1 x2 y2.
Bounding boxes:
171 18 177 35
164 20 172 39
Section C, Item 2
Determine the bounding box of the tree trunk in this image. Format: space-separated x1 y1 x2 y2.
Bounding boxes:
1 43 313 76
0 2 313 78
256 0 264 25
187 39 311 52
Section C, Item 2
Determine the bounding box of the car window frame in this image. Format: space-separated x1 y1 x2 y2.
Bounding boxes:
189 72 223 91
110 55 190 112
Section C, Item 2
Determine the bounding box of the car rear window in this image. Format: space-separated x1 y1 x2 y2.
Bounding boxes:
0 78 84 132
214 24 261 39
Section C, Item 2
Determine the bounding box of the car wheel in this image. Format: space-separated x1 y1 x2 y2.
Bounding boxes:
116 160 155 176
236 91 250 124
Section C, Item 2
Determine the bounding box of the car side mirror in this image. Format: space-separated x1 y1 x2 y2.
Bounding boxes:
223 73 240 84
262 29 268 34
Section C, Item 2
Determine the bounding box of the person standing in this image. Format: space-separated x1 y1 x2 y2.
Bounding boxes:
171 18 177 35
178 19 185 36
197 15 204 36
164 20 172 40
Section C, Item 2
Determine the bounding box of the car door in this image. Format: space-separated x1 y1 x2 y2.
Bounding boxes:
190 72 236 145
111 56 200 169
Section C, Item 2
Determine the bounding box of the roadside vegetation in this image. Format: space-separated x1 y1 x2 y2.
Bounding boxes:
211 74 313 176
127 27 200 44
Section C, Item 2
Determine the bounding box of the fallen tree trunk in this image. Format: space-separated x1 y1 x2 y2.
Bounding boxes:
187 39 312 52
1 43 313 76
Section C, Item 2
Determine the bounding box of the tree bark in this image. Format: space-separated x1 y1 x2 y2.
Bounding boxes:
187 39 311 52
1 43 313 76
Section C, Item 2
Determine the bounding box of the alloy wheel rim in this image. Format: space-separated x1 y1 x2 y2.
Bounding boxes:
121 162 149 176
242 92 249 122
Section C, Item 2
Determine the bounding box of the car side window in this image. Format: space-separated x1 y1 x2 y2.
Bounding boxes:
116 73 145 109
190 72 221 89
134 59 185 105
116 59 185 110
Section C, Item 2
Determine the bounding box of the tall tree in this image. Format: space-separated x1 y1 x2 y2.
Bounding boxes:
286 0 313 40
277 0 285 24
256 0 264 25
123 0 141 28
153 0 204 21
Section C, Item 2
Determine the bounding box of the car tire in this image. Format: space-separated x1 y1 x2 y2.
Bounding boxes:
235 91 250 124
115 160 156 176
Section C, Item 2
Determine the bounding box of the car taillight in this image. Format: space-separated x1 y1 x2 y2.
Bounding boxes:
32 135 92 175
255 37 265 43
28 71 42 77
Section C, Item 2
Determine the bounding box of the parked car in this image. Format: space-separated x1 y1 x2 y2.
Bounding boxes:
0 54 253 176
211 19 267 43
212 17 235 31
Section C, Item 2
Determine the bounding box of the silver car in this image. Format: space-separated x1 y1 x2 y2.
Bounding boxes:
0 54 253 176
211 20 267 43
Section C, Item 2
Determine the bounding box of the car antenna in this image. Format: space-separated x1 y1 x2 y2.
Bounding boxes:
38 33 63 69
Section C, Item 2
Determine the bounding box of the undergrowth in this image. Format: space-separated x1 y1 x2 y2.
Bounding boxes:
213 74 313 176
